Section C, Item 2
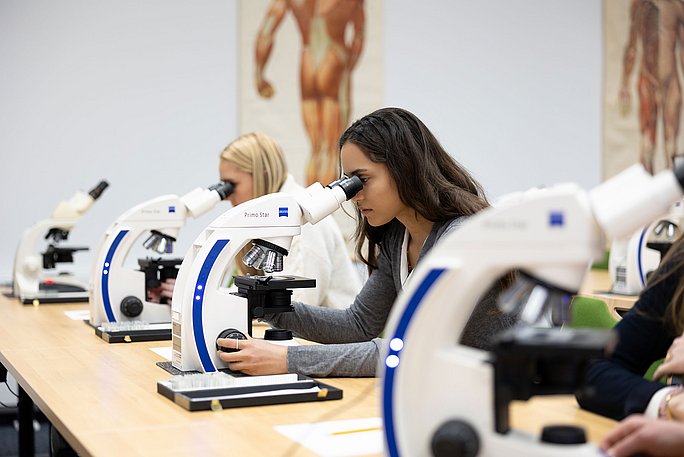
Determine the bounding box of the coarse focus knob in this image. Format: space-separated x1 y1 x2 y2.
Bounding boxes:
120 296 143 318
431 419 480 457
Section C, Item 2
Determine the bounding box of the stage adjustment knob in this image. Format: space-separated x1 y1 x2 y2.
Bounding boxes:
431 419 479 457
120 296 143 318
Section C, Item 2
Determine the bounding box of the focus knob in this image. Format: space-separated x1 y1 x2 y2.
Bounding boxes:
431 420 479 457
216 328 247 353
120 296 143 318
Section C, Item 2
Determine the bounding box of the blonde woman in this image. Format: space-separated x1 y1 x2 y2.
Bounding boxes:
218 132 362 309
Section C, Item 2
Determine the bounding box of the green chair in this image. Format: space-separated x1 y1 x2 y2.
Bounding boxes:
569 296 667 383
567 295 619 330
644 358 665 383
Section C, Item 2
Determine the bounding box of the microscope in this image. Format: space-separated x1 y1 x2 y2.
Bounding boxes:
171 176 362 373
88 182 233 334
381 163 684 457
12 181 109 304
608 199 684 295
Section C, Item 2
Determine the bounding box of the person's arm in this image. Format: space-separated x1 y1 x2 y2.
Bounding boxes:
288 339 382 377
255 0 288 98
268 245 396 343
218 262 394 377
217 333 383 377
267 222 402 377
346 0 365 71
678 13 684 108
577 270 676 420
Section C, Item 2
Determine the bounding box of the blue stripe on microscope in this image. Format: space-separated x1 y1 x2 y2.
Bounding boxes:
192 239 230 373
382 268 445 457
101 230 129 323
637 226 647 287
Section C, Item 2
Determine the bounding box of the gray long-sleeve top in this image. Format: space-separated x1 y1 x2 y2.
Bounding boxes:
266 217 516 377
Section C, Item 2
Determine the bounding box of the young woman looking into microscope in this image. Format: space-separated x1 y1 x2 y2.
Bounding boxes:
147 132 362 308
216 107 518 377
217 131 362 308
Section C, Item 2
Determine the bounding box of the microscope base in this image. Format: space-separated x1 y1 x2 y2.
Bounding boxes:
18 291 89 305
90 321 172 343
12 280 89 305
157 373 343 411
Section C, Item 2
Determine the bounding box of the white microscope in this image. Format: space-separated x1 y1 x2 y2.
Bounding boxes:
171 176 362 373
381 163 684 457
88 182 233 333
12 181 109 304
608 199 684 295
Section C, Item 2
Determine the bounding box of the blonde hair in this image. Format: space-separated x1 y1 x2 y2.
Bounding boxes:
220 132 288 275
219 132 287 198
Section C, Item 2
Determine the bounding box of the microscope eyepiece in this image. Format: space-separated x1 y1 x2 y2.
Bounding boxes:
88 180 109 200
210 181 235 200
328 175 363 200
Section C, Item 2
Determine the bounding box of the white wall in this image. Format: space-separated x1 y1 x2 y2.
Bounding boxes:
0 0 240 282
0 0 602 282
385 0 602 198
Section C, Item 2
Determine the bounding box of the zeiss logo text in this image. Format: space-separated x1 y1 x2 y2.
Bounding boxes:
168 206 176 213
549 211 564 227
279 207 288 217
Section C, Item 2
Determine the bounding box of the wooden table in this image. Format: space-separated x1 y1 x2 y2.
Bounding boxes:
0 292 616 456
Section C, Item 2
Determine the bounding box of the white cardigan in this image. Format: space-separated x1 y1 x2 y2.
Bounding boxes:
276 175 362 309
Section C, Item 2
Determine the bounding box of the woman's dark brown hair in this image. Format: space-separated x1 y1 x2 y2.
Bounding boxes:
643 234 684 335
338 107 490 271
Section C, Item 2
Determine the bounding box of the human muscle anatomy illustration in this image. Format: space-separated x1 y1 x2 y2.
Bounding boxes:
620 0 684 173
255 0 365 186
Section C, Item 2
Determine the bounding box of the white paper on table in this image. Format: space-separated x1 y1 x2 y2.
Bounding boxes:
64 309 90 321
274 417 382 457
150 346 172 361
